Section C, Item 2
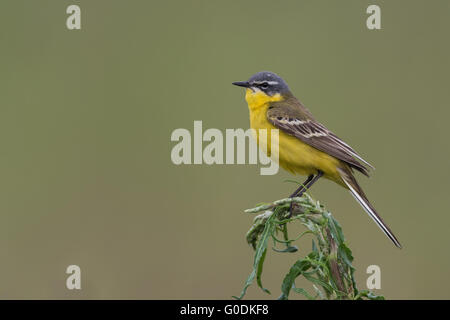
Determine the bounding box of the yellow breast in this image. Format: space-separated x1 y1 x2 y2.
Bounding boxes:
245 89 342 183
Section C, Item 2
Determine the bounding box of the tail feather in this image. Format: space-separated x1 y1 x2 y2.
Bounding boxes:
338 168 402 249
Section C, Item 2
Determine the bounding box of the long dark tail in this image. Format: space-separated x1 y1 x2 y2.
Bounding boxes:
338 167 402 248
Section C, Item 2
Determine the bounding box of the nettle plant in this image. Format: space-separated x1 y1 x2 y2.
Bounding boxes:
234 191 383 300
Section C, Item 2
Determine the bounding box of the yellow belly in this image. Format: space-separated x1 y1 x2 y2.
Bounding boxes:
249 103 343 184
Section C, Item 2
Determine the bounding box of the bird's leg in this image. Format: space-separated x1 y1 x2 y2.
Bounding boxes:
288 171 324 218
296 170 323 198
287 175 314 218
290 175 314 198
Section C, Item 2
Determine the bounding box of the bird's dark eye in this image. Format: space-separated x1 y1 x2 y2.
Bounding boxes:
260 82 269 89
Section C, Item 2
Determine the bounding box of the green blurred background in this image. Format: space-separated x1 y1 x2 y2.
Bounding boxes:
0 0 449 299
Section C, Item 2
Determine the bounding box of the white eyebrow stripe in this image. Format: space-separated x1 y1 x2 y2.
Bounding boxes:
252 80 279 85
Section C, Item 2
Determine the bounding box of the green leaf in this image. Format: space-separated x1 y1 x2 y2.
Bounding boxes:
303 274 335 293
233 211 276 299
312 240 318 253
256 248 271 294
272 245 298 253
279 259 311 300
355 290 385 300
292 287 317 300
327 214 345 244
238 192 386 301
312 284 326 300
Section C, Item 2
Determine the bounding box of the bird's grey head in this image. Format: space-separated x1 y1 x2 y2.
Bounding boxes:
232 71 290 96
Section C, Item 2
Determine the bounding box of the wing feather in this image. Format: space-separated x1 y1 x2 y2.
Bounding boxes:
267 102 373 176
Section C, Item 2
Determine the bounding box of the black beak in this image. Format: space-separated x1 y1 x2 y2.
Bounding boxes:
232 81 250 88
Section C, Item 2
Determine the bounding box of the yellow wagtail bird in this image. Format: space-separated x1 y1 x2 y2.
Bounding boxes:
232 71 401 248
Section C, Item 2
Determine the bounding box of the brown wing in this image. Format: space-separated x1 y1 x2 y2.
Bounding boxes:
267 101 373 176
